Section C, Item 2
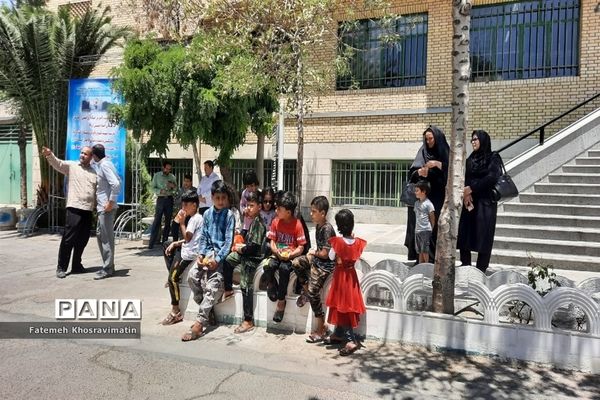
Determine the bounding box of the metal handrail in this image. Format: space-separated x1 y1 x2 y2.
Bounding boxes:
497 92 600 154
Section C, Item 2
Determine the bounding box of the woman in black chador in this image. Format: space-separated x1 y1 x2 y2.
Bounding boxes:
404 125 449 263
457 130 502 272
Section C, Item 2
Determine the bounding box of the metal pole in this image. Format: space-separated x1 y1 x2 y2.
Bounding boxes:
277 104 285 191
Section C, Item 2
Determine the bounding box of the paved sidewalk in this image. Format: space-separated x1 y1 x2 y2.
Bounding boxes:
0 230 599 399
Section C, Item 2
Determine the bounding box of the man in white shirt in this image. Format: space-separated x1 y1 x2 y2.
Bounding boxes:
91 144 121 280
198 160 220 215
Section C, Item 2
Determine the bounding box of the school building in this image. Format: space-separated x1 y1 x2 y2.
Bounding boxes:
5 0 599 222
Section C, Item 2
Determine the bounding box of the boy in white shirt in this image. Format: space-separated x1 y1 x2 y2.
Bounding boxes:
161 191 203 325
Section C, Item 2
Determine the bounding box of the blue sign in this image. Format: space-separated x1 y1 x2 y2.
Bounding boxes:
66 79 126 203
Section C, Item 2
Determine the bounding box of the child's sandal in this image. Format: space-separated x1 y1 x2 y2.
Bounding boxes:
181 323 203 341
161 312 183 325
295 293 309 308
339 343 360 356
234 324 254 334
305 333 324 343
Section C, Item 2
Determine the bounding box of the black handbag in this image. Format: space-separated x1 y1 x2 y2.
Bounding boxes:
400 181 417 206
491 153 518 202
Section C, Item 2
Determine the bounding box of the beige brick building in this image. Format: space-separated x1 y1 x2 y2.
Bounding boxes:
31 1 600 217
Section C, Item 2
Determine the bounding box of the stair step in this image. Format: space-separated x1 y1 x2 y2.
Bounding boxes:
495 224 600 242
518 192 600 205
490 249 600 271
496 212 600 229
501 202 600 216
547 173 600 184
562 165 600 174
575 157 600 165
534 182 600 195
493 236 600 257
588 150 600 157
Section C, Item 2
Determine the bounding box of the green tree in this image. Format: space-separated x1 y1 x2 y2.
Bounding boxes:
110 35 278 184
126 0 401 204
0 4 128 204
169 0 392 205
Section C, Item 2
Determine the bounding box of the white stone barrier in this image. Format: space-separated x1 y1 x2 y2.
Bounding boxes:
180 259 600 372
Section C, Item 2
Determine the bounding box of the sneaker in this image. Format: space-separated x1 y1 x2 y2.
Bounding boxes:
70 266 88 274
56 269 66 279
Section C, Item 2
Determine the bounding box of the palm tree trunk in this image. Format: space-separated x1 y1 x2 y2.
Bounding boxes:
432 0 472 314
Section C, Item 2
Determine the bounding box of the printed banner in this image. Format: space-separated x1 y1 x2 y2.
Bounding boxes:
66 78 126 203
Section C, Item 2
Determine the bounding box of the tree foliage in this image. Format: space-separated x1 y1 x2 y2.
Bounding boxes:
0 4 128 200
124 0 400 202
110 33 278 175
138 0 392 201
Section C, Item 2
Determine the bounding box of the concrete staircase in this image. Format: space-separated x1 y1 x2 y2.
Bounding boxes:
492 146 600 271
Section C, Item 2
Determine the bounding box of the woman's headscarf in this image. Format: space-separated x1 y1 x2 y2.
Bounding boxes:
411 125 450 170
469 129 493 173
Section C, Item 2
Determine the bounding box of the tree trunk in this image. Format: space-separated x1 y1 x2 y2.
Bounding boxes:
191 140 202 185
294 51 305 213
220 164 233 185
18 124 28 208
432 0 472 315
256 133 265 188
295 100 304 212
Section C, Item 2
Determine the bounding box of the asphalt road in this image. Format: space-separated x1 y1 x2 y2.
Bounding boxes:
0 231 598 400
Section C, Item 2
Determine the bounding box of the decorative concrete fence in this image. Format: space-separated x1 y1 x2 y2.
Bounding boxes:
178 259 600 372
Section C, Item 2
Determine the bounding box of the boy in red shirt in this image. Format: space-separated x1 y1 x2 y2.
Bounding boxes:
263 191 306 323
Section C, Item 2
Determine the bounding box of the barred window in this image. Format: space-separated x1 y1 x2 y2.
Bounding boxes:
331 160 412 207
336 14 428 90
0 124 32 142
471 0 580 82
230 159 296 192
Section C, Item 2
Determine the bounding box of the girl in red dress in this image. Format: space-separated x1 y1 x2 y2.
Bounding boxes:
325 209 367 356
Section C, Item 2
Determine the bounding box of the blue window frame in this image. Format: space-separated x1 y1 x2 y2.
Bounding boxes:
471 0 580 81
336 14 428 90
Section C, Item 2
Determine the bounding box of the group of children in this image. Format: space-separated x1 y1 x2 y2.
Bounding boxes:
161 170 366 356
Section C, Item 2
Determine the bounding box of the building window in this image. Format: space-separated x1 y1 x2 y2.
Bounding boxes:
331 160 412 207
58 1 91 19
0 124 32 142
230 159 297 192
471 0 580 82
336 14 428 90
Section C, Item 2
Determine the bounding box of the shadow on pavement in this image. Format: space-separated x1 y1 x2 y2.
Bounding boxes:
344 341 600 399
112 268 131 278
